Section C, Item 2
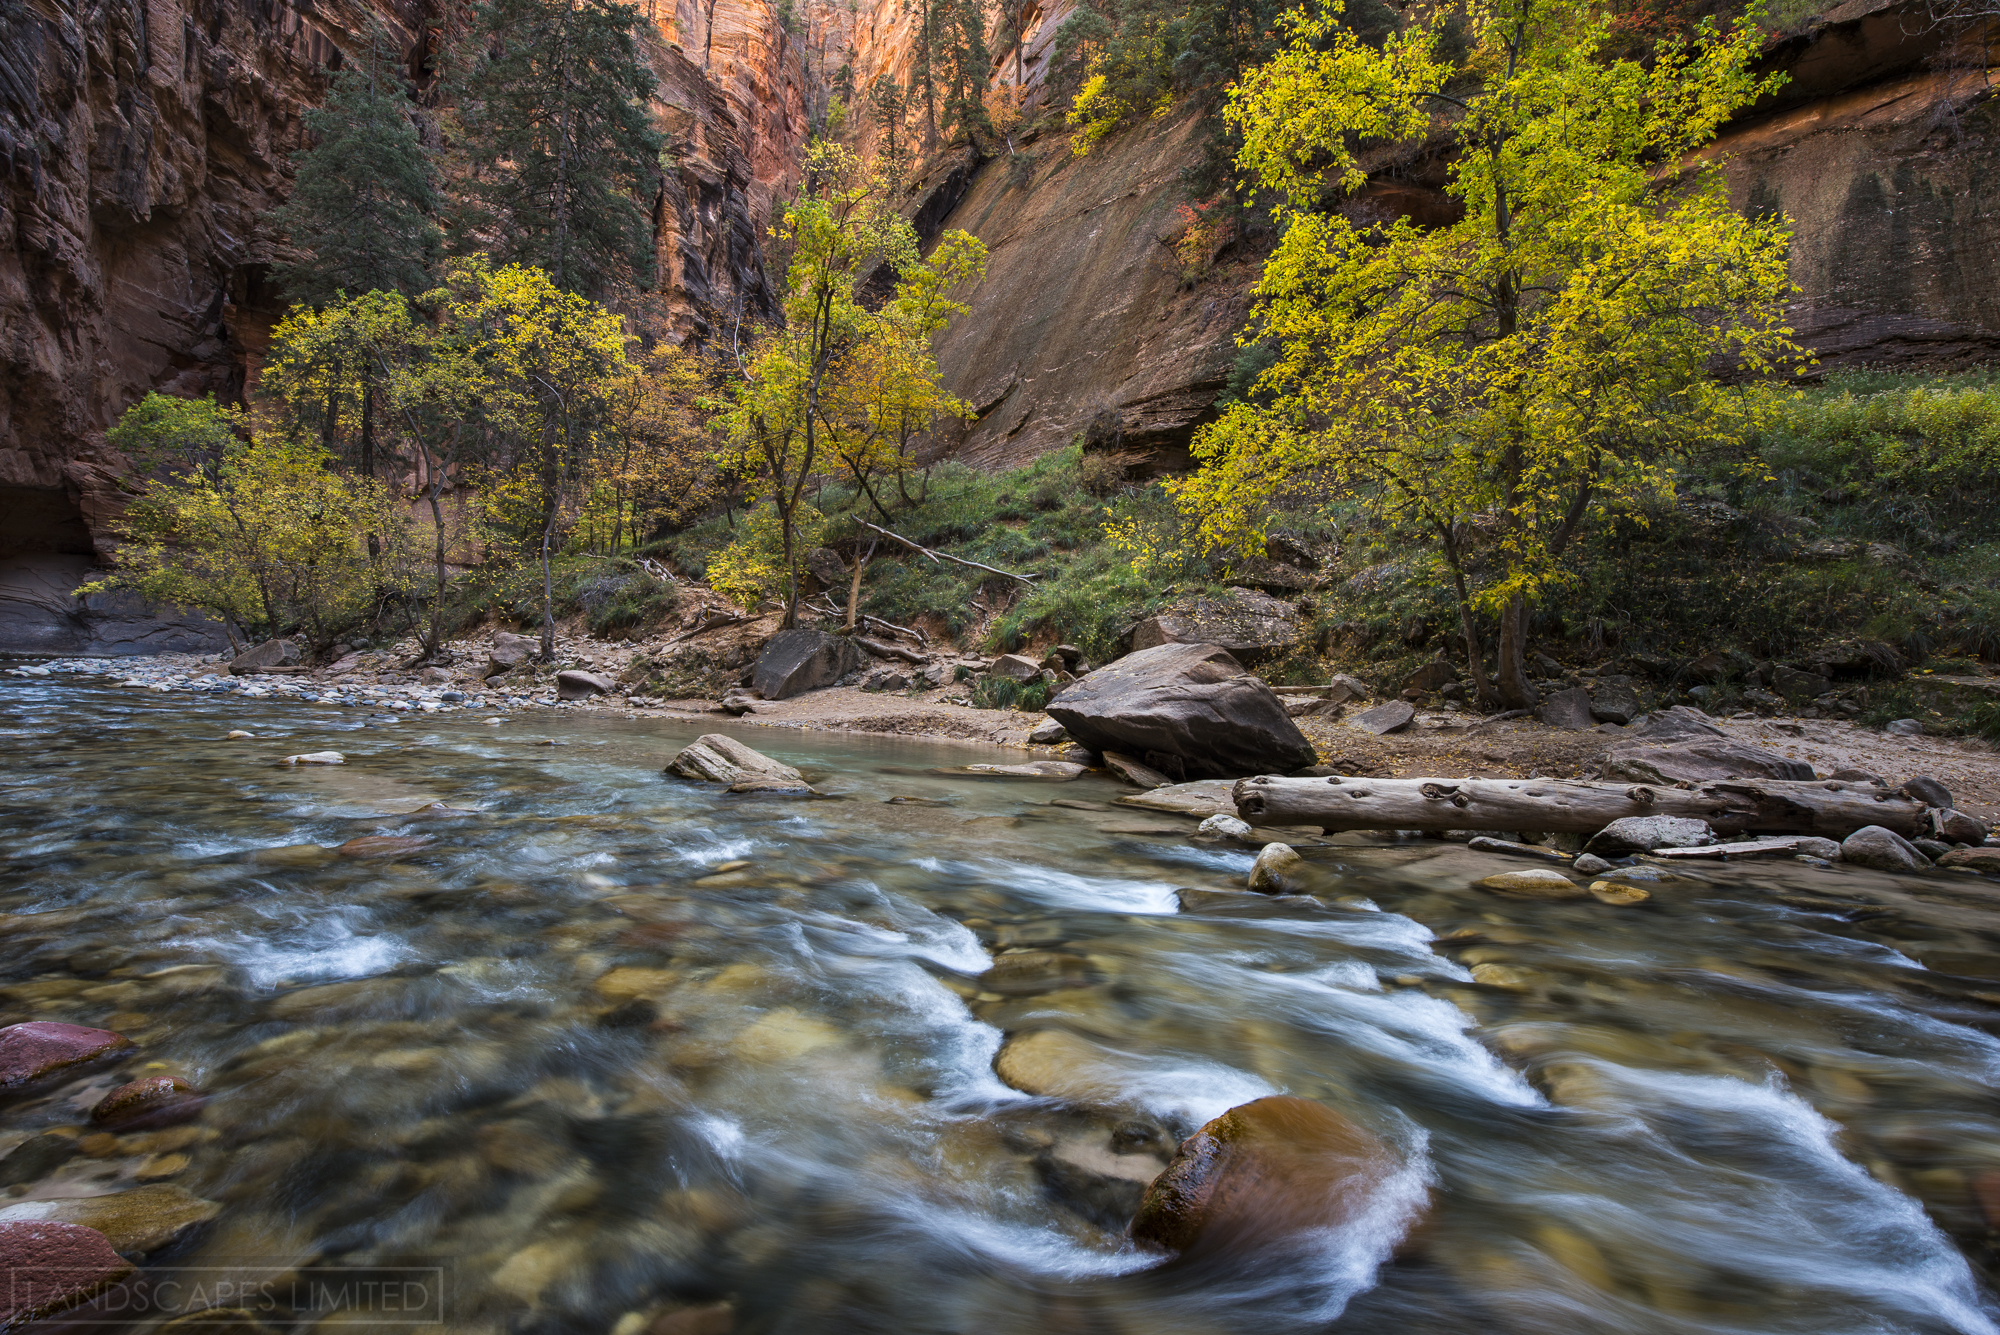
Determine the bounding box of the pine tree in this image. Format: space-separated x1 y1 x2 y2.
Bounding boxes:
450 0 663 299
934 0 992 145
271 24 442 307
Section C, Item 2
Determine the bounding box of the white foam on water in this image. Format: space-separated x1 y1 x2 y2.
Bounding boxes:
889 1203 1162 1279
916 857 1182 915
1118 1057 1282 1127
1557 1064 2000 1334
690 1113 747 1159
1179 956 1541 1108
177 905 413 988
673 836 759 866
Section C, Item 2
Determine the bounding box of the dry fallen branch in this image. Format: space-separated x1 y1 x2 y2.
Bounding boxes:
1232 774 1931 841
855 635 927 665
855 519 1037 586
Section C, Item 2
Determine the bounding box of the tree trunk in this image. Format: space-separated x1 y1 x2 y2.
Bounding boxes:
1496 593 1538 709
845 540 874 629
1232 774 1929 841
424 485 449 660
539 493 559 661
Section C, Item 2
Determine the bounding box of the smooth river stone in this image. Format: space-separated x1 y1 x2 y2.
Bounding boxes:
1130 1095 1408 1259
993 1030 1131 1105
976 952 1096 997
1588 881 1651 906
0 1222 135 1323
0 1186 222 1256
1476 870 1588 899
0 1022 130 1087
1248 843 1304 894
91 1075 205 1130
933 761 1087 781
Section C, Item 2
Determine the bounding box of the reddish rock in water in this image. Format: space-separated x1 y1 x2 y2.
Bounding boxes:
91 1076 205 1130
0 1022 130 1087
1131 1095 1409 1257
0 1221 135 1325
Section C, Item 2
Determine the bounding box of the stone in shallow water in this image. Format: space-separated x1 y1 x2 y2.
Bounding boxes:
665 735 811 791
993 1030 1128 1104
1476 869 1587 899
976 952 1096 997
1130 1095 1407 1259
932 761 1087 781
1841 825 1930 873
0 1021 130 1087
279 751 344 765
0 1133 79 1187
91 1076 205 1131
0 1222 134 1323
0 1186 222 1257
1248 843 1304 894
1588 880 1651 906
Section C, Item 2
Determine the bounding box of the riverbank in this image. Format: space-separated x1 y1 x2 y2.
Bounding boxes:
10 641 1997 823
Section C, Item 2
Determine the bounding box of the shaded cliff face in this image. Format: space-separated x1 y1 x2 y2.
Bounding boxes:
0 0 806 568
1714 0 2000 367
916 116 1252 473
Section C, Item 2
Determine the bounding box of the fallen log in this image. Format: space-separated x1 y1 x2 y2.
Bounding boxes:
1231 774 1931 841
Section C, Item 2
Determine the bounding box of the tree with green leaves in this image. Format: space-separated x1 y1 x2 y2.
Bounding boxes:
932 0 993 145
450 0 663 299
271 22 442 306
1169 0 1801 708
86 395 415 648
719 142 986 627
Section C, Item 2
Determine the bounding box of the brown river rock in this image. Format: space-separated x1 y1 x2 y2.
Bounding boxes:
0 1222 135 1324
0 1022 130 1087
91 1075 206 1130
1130 1096 1410 1258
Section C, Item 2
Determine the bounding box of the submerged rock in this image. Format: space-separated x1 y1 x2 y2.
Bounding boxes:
0 1186 222 1257
934 761 1087 782
977 952 1097 997
279 751 344 766
1130 1096 1408 1259
1046 643 1315 779
0 1133 79 1187
1587 881 1651 906
91 1076 205 1130
1476 870 1587 899
0 1222 134 1324
1115 779 1241 819
993 1030 1128 1104
665 735 811 792
0 1022 130 1087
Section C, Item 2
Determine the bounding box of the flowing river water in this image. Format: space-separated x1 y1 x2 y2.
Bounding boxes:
5 679 2000 1335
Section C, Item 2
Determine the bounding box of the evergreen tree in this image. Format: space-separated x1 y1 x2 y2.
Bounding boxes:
934 0 992 144
450 0 663 299
271 24 441 307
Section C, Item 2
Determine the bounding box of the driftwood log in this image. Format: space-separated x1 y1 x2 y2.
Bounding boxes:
1232 774 1931 841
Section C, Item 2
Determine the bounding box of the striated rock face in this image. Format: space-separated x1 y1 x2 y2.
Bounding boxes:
918 112 1253 473
1713 0 2000 367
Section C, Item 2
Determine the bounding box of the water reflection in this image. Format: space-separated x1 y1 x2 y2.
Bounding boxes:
1 681 1997 1334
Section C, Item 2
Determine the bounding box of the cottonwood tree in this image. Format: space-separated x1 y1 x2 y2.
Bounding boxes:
719 142 986 627
271 22 442 305
450 0 663 299
1170 0 1802 708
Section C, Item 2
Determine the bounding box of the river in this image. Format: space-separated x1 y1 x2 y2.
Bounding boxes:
3 680 1999 1334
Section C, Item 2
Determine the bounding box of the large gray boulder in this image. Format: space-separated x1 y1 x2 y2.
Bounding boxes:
1128 589 1301 665
485 631 536 677
751 629 862 700
1046 643 1316 779
556 670 613 700
1588 677 1643 725
1536 686 1596 730
1603 739 1813 784
228 638 299 675
1841 825 1930 873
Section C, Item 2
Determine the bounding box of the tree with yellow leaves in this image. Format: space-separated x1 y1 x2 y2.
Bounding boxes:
1170 0 1803 707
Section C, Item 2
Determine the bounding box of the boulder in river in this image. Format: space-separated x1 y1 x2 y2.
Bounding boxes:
556 670 614 700
665 735 812 792
0 1021 130 1087
279 751 343 766
1841 825 1930 873
91 1075 205 1130
227 638 298 676
1103 752 1171 789
0 1134 78 1187
1130 1095 1410 1259
752 629 862 700
993 1030 1129 1104
1046 643 1315 778
0 1221 135 1324
1115 779 1240 819
1248 843 1304 893
1585 816 1717 856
